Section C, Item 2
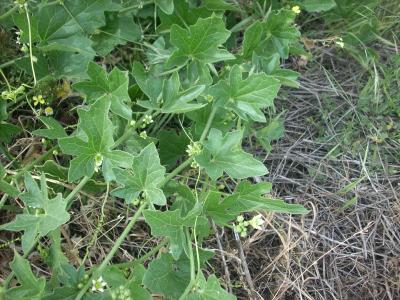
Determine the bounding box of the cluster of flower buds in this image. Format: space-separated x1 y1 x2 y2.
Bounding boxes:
204 94 214 103
234 215 249 237
14 0 26 10
186 141 202 157
94 153 103 172
1 85 25 101
131 191 147 206
234 215 264 237
335 37 345 48
291 5 301 14
76 274 90 290
111 285 132 300
143 114 153 126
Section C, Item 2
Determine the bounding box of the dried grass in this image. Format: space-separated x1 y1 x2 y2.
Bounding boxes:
237 52 400 299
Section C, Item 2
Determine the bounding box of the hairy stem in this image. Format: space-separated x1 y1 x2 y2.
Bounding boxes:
179 229 196 300
200 106 218 143
119 0 154 13
0 4 18 21
111 240 168 270
111 110 156 149
65 176 91 208
24 3 37 86
160 105 218 186
74 201 148 300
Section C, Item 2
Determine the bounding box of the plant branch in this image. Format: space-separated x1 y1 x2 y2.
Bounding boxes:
74 201 148 300
108 239 168 270
119 0 154 14
24 3 37 86
200 106 217 143
0 4 18 21
111 110 156 149
179 229 196 300
65 176 91 208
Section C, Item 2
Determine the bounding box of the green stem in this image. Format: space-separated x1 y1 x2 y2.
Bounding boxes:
119 0 153 13
40 0 62 8
179 229 196 300
149 113 170 135
17 148 58 182
111 127 134 149
160 158 193 186
0 187 12 210
65 176 91 208
159 105 218 186
111 110 155 149
0 56 27 70
157 64 186 77
24 2 37 86
111 240 167 270
74 201 148 300
0 143 15 161
0 69 11 91
75 105 218 298
0 4 18 21
199 106 217 143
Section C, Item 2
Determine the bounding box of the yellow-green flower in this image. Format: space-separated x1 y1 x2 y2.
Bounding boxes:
91 276 107 293
94 153 103 172
191 161 200 169
44 106 53 116
186 142 202 157
143 114 153 125
33 95 45 106
140 131 147 139
249 215 264 230
291 5 301 14
111 285 132 300
335 38 344 48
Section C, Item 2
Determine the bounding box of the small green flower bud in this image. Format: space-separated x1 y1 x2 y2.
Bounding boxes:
139 131 147 139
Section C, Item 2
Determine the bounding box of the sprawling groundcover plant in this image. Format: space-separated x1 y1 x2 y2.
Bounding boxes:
0 0 309 299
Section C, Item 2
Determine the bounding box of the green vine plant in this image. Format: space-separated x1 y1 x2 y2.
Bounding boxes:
0 0 310 299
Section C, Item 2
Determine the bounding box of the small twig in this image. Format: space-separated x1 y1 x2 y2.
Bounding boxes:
211 220 232 293
233 231 257 299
